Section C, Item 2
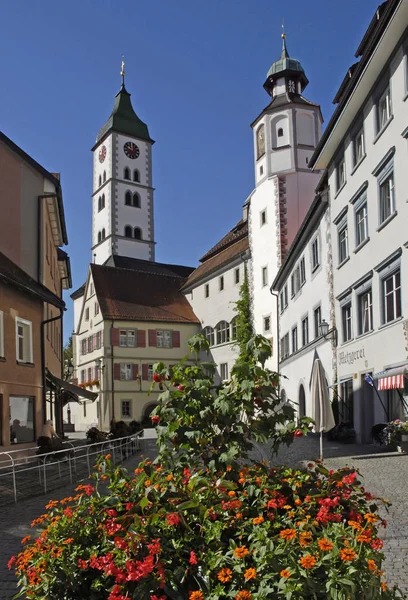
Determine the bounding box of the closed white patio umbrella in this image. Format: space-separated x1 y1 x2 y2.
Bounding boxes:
310 356 335 460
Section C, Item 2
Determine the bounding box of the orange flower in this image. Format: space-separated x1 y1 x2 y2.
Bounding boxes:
234 546 249 558
283 505 292 510
228 491 236 497
189 592 204 600
348 520 362 531
340 548 357 561
280 569 291 579
226 465 232 472
239 478 245 484
45 500 59 509
236 513 243 520
21 536 31 545
167 474 174 481
253 516 264 525
63 538 74 544
299 532 312 547
299 554 316 569
357 530 372 544
105 453 111 459
244 568 257 581
381 582 387 592
364 513 378 523
280 528 297 541
368 559 377 572
318 538 333 551
294 499 302 506
145 479 152 487
235 591 251 600
218 567 232 583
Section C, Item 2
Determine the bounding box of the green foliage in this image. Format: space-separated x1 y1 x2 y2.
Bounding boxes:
234 264 254 363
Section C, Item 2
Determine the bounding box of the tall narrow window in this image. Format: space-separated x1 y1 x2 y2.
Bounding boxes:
355 202 368 247
219 276 224 291
134 227 142 240
125 191 132 206
234 268 240 284
98 175 102 187
277 128 284 137
342 303 352 342
338 224 349 265
301 316 309 346
220 363 229 381
358 289 373 335
313 306 321 339
216 321 230 345
102 228 106 240
205 283 209 298
336 157 346 191
353 126 365 165
133 169 140 182
98 231 102 243
124 226 133 238
300 257 306 285
377 86 391 131
382 270 401 324
203 326 214 346
379 172 395 224
262 266 268 287
124 167 130 180
103 171 106 183
132 193 140 208
291 327 298 353
15 319 33 363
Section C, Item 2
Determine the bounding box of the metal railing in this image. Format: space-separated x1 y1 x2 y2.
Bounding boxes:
0 432 144 504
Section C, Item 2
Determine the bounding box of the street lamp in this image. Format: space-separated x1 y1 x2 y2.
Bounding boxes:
67 360 74 379
319 319 337 345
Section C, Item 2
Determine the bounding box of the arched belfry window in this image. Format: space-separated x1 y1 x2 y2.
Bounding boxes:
134 227 142 240
133 192 140 208
98 194 105 211
101 228 106 240
203 326 215 346
133 169 140 182
124 225 133 238
103 171 106 183
124 167 130 180
215 321 230 345
102 194 105 209
125 191 132 206
256 124 265 159
98 175 102 187
97 231 102 243
278 128 284 137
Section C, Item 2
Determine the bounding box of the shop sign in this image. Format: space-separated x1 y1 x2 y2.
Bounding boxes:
338 346 365 366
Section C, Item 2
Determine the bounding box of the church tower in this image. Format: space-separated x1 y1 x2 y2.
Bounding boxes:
91 63 155 265
249 33 322 370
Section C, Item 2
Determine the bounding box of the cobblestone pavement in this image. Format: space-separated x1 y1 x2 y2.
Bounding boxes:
1 436 407 599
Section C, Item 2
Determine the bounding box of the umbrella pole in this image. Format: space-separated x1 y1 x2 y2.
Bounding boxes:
320 431 323 461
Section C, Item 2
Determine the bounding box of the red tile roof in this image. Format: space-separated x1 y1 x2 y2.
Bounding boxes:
91 263 200 324
182 235 249 290
199 220 248 262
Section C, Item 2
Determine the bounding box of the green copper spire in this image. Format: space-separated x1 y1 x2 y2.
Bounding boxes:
96 68 152 144
263 31 309 96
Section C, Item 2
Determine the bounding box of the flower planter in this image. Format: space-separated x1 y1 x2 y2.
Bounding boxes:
401 434 408 442
399 440 408 453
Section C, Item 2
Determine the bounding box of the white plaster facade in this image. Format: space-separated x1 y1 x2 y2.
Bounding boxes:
310 1 408 442
271 193 335 421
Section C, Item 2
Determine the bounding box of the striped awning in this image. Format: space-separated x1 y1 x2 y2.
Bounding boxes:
375 364 408 391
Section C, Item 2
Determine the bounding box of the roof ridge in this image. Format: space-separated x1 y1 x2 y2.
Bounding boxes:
92 262 190 280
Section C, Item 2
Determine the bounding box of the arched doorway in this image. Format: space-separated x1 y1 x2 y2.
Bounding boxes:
299 384 306 419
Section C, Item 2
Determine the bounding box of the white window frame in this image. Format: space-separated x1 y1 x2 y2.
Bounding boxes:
263 315 271 333
203 326 214 346
377 85 392 132
353 126 365 166
300 257 306 285
379 171 395 225
355 201 368 247
0 310 4 357
120 363 133 381
382 269 401 325
338 223 349 265
313 305 321 339
94 302 99 316
342 302 353 343
358 289 373 335
280 333 289 360
301 315 309 347
157 330 172 348
260 209 267 227
220 363 229 381
291 326 298 354
311 236 320 272
15 318 33 363
234 268 240 285
216 321 230 345
336 156 346 191
81 339 87 355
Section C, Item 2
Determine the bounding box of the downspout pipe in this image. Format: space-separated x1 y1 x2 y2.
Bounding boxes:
111 320 115 422
41 309 64 429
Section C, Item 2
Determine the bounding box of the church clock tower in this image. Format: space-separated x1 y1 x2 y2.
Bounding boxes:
91 63 155 265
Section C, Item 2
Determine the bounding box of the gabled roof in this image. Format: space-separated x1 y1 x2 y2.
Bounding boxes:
71 282 85 300
182 235 250 291
104 255 194 278
0 251 64 308
90 263 200 324
251 94 322 129
200 220 248 262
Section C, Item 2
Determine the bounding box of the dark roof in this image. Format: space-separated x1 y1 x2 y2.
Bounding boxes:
182 235 250 291
94 85 153 147
91 263 200 324
200 220 248 262
251 94 321 128
0 131 68 245
266 37 307 81
310 0 401 168
332 63 359 104
70 282 85 300
0 251 65 308
104 255 194 278
271 192 328 290
46 369 97 402
57 248 72 288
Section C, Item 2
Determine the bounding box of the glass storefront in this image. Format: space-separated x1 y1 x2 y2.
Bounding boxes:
10 396 35 443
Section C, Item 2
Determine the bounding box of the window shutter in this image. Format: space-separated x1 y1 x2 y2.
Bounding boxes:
111 328 120 346
89 367 94 380
132 364 139 380
114 363 121 380
142 364 149 381
137 330 146 347
172 331 181 348
101 329 104 347
93 334 97 351
148 330 157 347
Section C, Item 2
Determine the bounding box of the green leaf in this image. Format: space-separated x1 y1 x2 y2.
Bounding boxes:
139 496 149 509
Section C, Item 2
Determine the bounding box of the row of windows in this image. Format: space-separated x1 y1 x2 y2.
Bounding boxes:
280 306 322 360
98 191 142 213
0 312 33 364
334 68 403 192
203 268 241 298
279 237 320 313
96 227 143 243
203 320 237 346
336 158 396 266
340 267 401 344
97 169 141 189
81 330 103 355
84 303 99 322
97 229 106 243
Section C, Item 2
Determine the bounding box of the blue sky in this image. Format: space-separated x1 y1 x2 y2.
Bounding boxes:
0 0 379 341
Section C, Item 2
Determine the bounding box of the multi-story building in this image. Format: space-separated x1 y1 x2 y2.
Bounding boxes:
309 0 408 441
0 132 87 438
71 257 199 431
0 252 64 449
272 184 335 419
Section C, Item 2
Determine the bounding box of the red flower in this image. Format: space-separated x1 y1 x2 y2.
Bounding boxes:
152 415 160 425
342 471 358 485
166 512 180 526
293 430 304 437
178 384 185 391
153 373 162 383
63 507 73 518
189 551 198 565
7 556 16 570
148 539 161 555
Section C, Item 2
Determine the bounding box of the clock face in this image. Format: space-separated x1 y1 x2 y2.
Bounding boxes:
124 142 140 159
99 145 107 163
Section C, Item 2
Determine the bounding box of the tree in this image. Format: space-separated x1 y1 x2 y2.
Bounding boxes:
63 336 73 379
233 263 254 363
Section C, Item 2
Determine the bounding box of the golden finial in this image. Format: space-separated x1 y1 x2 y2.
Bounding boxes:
120 55 125 86
281 19 286 39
